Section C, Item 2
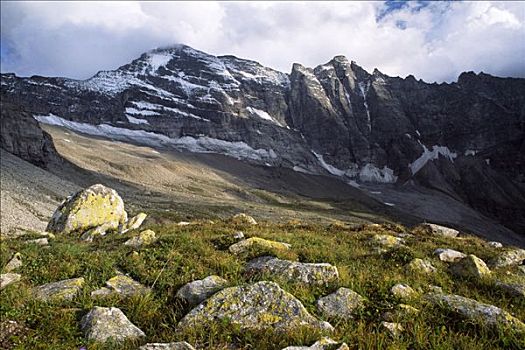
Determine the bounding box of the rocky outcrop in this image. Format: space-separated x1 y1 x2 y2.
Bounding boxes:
177 281 333 333
81 306 145 343
176 275 229 306
245 256 339 285
316 288 366 319
489 248 525 268
32 277 85 301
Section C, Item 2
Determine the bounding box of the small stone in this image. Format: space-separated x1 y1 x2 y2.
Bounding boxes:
33 277 85 301
0 273 21 290
419 223 459 238
124 229 157 248
489 249 525 268
176 275 229 306
80 224 114 242
81 306 145 343
4 253 22 272
495 281 525 298
91 275 150 298
428 285 443 294
231 213 258 225
121 212 147 233
316 287 365 319
450 255 491 279
229 237 291 255
487 241 503 249
433 248 466 263
245 256 339 285
381 322 404 337
407 258 437 274
139 342 196 350
0 320 31 349
390 283 418 301
26 238 48 246
233 231 245 240
282 337 349 350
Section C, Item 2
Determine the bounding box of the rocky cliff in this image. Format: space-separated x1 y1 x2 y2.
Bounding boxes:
1 44 524 235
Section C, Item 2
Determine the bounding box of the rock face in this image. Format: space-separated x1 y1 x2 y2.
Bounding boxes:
91 275 150 298
425 292 525 333
177 281 333 333
434 248 467 263
245 256 339 285
229 237 291 255
450 255 491 279
282 337 349 350
419 224 459 238
0 273 21 290
47 184 127 236
140 343 196 350
176 275 229 306
316 288 366 319
489 249 525 268
124 229 157 248
81 306 145 343
32 277 85 301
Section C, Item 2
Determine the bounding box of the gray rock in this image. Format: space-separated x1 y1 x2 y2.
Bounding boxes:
3 253 22 272
177 281 333 333
91 275 150 298
139 342 195 350
450 255 491 279
390 283 418 301
121 212 147 234
487 241 503 248
282 337 349 350
381 322 404 337
419 223 459 238
0 273 21 290
229 237 291 255
176 275 229 306
425 292 525 333
245 256 339 285
33 277 85 301
81 306 145 343
489 249 525 268
407 258 437 274
316 287 365 319
495 281 525 298
26 238 48 246
433 248 466 263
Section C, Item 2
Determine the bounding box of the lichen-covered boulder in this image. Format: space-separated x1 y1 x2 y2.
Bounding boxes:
419 223 459 238
450 255 491 279
434 248 466 263
121 212 147 234
91 275 150 298
282 337 349 350
3 253 22 272
176 275 229 306
390 283 419 301
81 306 145 343
316 288 365 319
0 273 21 290
407 258 437 274
425 292 525 333
177 281 333 333
245 256 339 285
489 248 525 268
229 237 291 255
231 213 258 225
124 229 157 248
32 277 84 301
47 184 127 236
140 343 196 350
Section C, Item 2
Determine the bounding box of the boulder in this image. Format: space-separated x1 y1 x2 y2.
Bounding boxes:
229 237 291 255
176 275 229 306
177 281 333 333
81 306 145 343
140 343 196 350
433 248 466 263
0 273 21 290
495 281 525 298
231 213 258 225
390 283 418 301
121 212 147 233
407 258 437 274
489 249 525 268
91 275 150 298
124 229 157 248
425 292 525 333
245 256 339 285
33 277 85 301
450 255 491 279
419 223 459 238
282 337 349 350
316 287 365 319
3 253 22 272
381 322 404 337
46 184 127 236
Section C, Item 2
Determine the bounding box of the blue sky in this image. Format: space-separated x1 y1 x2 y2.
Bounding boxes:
1 1 524 82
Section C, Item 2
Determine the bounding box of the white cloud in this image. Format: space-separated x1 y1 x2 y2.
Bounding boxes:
1 1 523 82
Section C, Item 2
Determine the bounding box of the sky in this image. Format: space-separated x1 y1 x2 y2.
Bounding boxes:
1 1 524 83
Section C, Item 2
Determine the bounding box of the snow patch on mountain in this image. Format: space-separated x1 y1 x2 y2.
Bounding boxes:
410 145 457 175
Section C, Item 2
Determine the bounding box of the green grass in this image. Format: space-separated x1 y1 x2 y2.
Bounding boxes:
1 219 524 349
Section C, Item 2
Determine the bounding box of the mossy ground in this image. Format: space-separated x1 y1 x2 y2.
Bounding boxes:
1 218 524 349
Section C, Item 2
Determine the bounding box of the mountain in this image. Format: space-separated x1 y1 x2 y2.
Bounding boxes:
1 44 524 240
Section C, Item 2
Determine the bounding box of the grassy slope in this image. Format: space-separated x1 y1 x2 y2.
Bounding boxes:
1 218 524 349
